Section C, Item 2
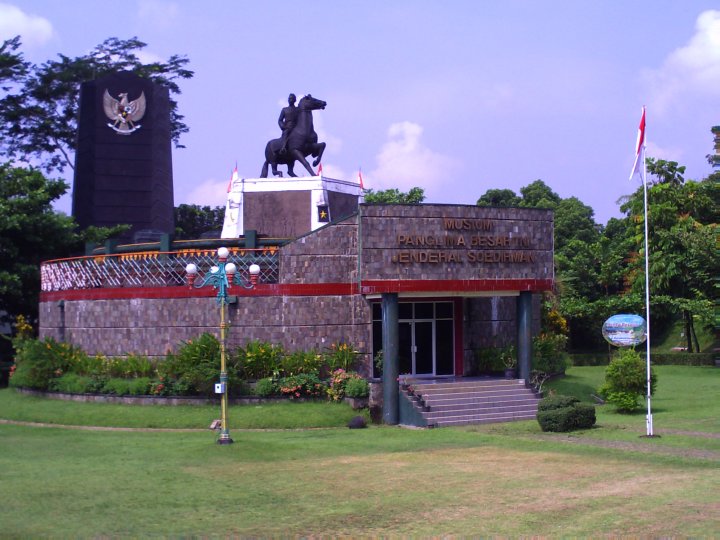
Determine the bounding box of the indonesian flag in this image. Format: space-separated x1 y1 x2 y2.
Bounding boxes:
358 168 364 189
318 163 323 176
629 106 646 181
227 164 238 193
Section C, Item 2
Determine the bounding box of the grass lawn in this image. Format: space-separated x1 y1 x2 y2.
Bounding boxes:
0 365 718 537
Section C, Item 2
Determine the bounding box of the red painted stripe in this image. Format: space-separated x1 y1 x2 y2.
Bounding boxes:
39 278 552 302
359 279 553 294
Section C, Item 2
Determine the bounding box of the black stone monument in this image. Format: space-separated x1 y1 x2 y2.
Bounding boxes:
72 71 174 243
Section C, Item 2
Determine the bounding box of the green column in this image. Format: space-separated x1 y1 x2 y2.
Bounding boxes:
517 291 532 381
382 293 399 425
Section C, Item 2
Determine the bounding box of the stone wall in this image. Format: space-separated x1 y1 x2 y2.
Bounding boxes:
40 294 374 376
280 216 358 283
462 295 542 373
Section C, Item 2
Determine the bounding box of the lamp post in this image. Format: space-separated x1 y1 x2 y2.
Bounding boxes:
186 247 260 445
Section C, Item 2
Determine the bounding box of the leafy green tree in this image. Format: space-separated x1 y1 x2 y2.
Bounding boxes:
0 164 74 324
363 186 425 204
621 165 718 352
646 158 685 186
476 188 521 207
0 164 124 326
0 36 28 89
174 204 225 239
0 36 193 172
519 179 561 209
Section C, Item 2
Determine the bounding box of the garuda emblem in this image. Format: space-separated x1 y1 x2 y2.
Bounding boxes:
103 89 146 134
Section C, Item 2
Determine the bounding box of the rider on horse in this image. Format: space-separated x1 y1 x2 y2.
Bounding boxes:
277 93 297 154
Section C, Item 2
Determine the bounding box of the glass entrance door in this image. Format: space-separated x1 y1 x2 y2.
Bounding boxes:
373 301 455 377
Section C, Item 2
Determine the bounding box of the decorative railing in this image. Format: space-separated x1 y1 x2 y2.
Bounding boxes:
41 248 280 292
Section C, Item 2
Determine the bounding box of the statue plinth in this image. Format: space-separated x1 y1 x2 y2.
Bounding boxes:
222 175 361 239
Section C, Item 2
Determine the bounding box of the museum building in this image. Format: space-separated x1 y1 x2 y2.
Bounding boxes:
39 177 554 425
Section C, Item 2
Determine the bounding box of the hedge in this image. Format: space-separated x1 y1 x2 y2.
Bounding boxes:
570 352 715 367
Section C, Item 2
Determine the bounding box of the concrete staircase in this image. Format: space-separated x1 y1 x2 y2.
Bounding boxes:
401 378 541 428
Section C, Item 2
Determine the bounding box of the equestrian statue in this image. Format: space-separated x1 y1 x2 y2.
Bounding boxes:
260 94 327 178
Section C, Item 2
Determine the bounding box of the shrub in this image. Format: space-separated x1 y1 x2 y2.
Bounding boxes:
598 348 657 413
10 338 87 391
276 373 326 399
533 332 570 375
537 394 581 412
239 340 284 380
160 333 242 396
473 348 504 374
105 354 155 378
537 394 596 432
280 349 323 377
127 377 152 396
345 376 369 398
255 377 275 397
102 377 132 395
72 354 108 377
49 373 92 394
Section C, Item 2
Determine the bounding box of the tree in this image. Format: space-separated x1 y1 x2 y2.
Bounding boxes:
174 204 226 239
0 163 125 326
620 165 718 352
646 158 685 186
0 164 74 324
0 36 193 172
0 36 28 89
476 188 521 207
519 179 561 209
363 187 425 204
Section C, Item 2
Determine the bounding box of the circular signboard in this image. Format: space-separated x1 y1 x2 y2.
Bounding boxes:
602 314 647 347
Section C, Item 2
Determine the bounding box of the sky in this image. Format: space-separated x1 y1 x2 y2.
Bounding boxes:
2 1 719 225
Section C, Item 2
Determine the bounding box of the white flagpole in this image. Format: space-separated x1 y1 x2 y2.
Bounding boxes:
641 121 653 437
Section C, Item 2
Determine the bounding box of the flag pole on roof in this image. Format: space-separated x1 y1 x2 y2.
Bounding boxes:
630 106 654 437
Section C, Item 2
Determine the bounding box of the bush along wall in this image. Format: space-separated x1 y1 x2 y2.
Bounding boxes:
8 334 367 402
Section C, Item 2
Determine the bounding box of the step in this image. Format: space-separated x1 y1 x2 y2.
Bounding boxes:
400 378 541 428
425 398 541 413
418 388 537 402
408 380 527 394
430 413 538 427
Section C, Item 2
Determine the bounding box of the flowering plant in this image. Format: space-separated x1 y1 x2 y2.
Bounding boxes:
277 373 326 399
327 368 364 401
324 342 359 372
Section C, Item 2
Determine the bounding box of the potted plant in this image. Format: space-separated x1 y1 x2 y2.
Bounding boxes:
502 346 517 379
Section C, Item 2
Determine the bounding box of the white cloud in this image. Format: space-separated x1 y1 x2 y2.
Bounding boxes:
182 177 229 207
645 140 684 164
0 3 53 47
367 121 459 194
137 1 179 29
645 10 720 114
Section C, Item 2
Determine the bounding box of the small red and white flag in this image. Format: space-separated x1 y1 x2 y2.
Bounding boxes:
358 168 364 189
629 106 646 181
318 163 323 177
227 164 238 193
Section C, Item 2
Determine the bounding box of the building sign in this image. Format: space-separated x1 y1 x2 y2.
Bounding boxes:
602 314 647 347
360 205 553 282
391 217 536 264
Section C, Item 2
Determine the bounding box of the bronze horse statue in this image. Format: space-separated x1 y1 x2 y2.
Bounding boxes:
260 94 327 178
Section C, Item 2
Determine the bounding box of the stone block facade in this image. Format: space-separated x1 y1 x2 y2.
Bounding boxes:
39 203 553 379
